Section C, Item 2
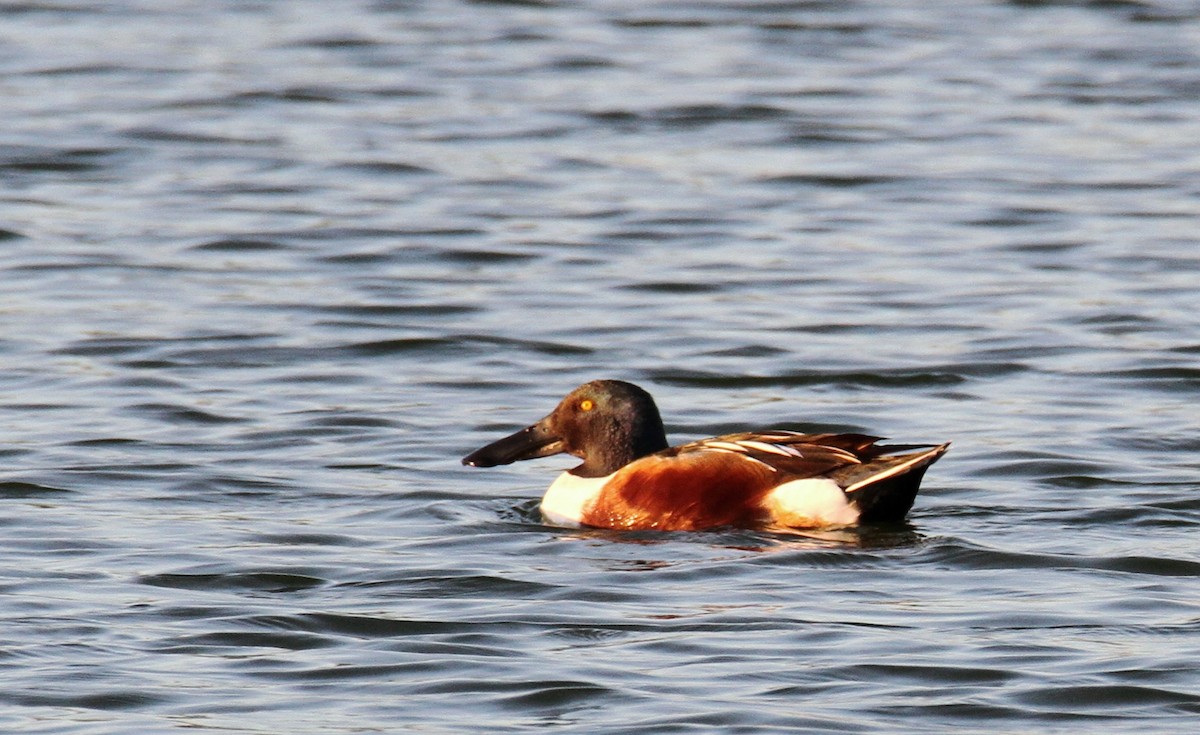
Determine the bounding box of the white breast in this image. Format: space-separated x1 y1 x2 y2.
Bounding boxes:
764 477 860 528
539 471 611 527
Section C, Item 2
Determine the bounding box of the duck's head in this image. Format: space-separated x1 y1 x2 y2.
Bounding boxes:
462 380 669 477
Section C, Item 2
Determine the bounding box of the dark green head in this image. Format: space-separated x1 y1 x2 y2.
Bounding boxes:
462 380 669 477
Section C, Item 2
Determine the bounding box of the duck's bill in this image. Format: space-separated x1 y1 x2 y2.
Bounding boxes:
462 419 565 467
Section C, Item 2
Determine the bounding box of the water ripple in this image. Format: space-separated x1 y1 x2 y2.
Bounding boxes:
3 0 1199 732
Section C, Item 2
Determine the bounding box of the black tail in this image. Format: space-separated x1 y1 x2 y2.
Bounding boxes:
836 443 950 523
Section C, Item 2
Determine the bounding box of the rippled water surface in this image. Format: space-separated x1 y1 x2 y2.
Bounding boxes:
2 1 1199 732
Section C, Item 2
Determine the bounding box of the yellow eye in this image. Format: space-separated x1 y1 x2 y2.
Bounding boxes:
579 399 594 412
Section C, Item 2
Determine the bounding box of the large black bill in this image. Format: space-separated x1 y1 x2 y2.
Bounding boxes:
462 420 565 467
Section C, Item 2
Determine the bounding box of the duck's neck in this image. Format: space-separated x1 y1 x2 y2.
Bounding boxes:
574 417 668 477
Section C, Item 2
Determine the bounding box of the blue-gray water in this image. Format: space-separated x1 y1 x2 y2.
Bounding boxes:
2 1 1199 732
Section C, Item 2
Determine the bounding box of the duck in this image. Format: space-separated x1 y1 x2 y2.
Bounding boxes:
462 379 949 532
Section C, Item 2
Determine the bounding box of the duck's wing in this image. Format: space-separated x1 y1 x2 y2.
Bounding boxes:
673 431 950 523
582 433 949 531
670 431 882 475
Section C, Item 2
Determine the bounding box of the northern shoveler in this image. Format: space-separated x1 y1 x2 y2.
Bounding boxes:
462 379 949 531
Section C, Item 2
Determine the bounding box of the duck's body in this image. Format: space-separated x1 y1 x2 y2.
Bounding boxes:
463 380 948 532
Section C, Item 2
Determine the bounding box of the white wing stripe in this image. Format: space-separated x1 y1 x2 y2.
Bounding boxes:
702 441 749 452
738 440 803 457
696 438 804 461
